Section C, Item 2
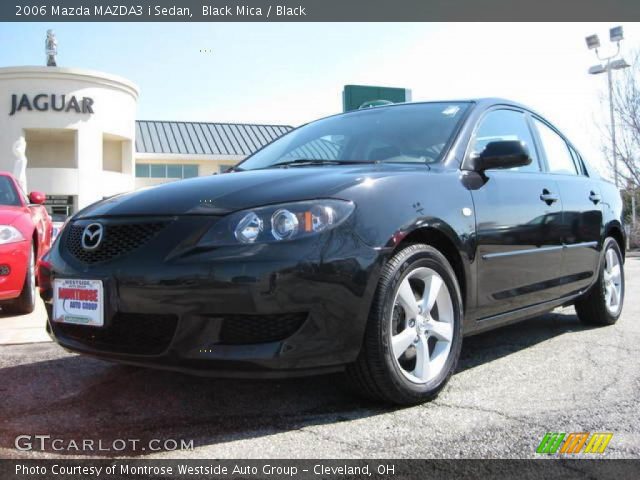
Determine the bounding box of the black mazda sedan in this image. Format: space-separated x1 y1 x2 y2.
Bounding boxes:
40 99 625 405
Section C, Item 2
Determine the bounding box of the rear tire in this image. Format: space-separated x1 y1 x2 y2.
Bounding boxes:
8 243 37 315
575 237 624 326
346 244 463 405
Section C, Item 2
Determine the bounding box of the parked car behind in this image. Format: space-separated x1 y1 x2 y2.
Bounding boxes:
0 172 52 314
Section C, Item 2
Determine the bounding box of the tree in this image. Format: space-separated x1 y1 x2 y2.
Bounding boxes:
605 49 639 245
606 50 639 187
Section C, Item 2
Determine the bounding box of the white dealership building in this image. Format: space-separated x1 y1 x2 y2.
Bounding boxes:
0 65 291 217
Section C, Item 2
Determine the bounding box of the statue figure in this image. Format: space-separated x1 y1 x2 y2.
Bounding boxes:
12 137 28 193
46 29 57 67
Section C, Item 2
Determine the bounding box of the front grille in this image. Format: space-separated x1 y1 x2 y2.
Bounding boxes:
218 313 307 345
65 222 167 264
55 313 178 355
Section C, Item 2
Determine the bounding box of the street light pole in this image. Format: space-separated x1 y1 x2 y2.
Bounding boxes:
606 60 618 188
632 188 637 229
586 26 629 190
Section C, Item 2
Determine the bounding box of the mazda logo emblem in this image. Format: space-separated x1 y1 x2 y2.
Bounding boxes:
81 223 103 251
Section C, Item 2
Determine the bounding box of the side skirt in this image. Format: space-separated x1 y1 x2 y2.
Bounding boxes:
464 291 584 337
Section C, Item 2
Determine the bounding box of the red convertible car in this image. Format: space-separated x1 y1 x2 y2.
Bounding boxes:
0 172 52 314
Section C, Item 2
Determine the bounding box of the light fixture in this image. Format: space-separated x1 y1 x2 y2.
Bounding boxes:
585 34 600 50
609 26 624 43
0 225 24 245
610 58 630 70
585 25 628 190
271 209 299 240
234 212 263 243
588 64 606 75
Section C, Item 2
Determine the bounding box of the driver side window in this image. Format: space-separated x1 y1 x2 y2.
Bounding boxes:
472 109 540 173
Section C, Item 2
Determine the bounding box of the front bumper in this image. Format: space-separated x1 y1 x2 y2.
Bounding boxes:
41 216 384 377
0 240 29 301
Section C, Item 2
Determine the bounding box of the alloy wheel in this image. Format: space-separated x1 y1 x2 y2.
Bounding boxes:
603 247 623 316
390 267 454 384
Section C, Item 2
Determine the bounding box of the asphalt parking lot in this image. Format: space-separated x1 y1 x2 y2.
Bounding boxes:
0 257 638 459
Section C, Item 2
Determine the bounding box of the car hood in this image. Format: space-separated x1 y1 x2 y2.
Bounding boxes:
75 164 430 218
0 206 26 225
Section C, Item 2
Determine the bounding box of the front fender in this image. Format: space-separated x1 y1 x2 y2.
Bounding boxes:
344 170 475 255
342 169 477 328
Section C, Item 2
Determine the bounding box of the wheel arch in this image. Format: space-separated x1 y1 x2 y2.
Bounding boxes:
392 226 469 310
31 229 39 257
605 222 626 262
30 228 40 286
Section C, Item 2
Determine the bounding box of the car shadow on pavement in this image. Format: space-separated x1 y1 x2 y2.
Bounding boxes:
0 309 589 457
458 308 592 373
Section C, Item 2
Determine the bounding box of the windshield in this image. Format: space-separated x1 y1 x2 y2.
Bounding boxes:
0 176 21 207
238 102 470 171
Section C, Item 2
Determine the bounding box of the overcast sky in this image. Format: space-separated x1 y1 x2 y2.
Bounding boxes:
1 22 638 175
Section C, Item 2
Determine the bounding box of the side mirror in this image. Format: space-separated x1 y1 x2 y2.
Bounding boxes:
28 191 46 205
470 140 532 173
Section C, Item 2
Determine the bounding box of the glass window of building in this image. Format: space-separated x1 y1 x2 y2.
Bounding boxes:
150 164 166 177
183 165 199 178
135 164 150 178
167 165 182 178
135 163 199 179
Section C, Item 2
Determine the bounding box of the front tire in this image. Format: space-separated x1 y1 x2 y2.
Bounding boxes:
9 243 37 315
346 244 463 405
575 237 624 326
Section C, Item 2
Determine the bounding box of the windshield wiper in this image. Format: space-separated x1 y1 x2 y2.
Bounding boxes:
266 159 375 169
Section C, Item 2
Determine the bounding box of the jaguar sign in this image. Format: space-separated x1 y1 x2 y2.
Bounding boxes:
9 93 94 116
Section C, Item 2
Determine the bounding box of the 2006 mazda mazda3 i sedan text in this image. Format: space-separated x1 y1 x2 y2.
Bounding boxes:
39 99 626 405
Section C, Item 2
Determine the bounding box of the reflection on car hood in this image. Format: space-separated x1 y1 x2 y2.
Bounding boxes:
0 206 25 225
75 164 431 218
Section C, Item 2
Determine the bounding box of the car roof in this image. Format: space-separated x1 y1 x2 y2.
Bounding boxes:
314 97 533 122
346 97 566 133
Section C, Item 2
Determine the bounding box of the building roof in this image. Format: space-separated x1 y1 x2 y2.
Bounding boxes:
135 120 293 156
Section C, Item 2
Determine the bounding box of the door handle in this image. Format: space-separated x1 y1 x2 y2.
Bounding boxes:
540 189 559 205
589 191 601 204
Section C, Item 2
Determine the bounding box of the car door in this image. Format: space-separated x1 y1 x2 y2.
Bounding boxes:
468 108 565 320
531 117 602 295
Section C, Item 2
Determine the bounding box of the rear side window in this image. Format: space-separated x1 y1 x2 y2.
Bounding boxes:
568 145 587 176
533 119 578 175
0 176 20 206
471 109 540 172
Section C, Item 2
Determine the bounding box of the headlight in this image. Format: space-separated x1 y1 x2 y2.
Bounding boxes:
235 212 263 243
0 225 25 245
270 209 299 241
200 200 355 247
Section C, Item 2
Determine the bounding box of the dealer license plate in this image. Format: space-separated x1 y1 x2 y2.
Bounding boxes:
53 279 104 327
